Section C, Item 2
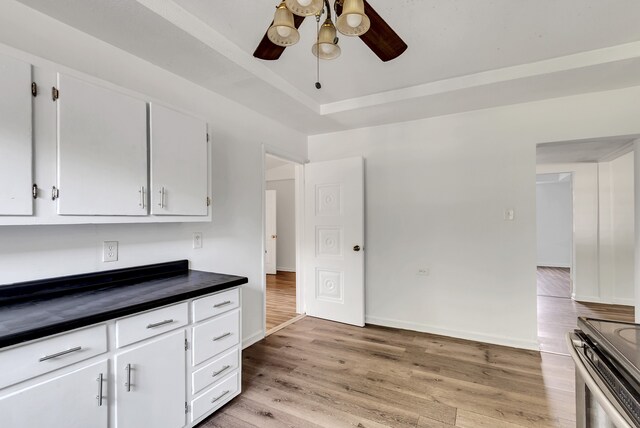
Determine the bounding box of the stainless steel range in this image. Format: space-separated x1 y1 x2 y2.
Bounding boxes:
568 317 640 427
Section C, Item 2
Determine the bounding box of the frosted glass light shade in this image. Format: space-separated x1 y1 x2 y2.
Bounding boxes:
312 19 341 60
285 0 323 17
336 0 370 36
268 2 300 47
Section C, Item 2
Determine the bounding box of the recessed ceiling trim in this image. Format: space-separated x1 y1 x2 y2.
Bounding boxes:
135 0 320 113
320 41 640 115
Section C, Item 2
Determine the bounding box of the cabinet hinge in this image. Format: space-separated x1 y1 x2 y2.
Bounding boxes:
51 86 59 101
51 186 59 201
32 184 38 199
185 338 189 351
185 402 190 414
31 82 38 97
206 197 211 207
206 133 210 142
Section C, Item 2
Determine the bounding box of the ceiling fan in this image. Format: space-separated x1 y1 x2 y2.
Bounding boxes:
253 0 408 63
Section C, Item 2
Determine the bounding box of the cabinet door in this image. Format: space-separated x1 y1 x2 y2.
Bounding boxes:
150 103 208 216
57 74 148 215
115 330 186 428
0 360 108 428
0 54 32 215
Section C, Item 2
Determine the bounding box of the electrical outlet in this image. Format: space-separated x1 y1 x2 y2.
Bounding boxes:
193 232 203 249
103 241 118 262
504 209 515 221
417 268 430 276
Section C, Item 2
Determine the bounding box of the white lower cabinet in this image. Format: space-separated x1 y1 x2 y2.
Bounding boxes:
0 360 108 428
0 286 241 428
115 331 186 428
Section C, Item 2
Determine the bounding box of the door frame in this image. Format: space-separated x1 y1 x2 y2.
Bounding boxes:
261 144 307 337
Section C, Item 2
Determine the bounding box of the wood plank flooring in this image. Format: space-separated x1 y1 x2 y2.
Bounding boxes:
199 317 576 428
266 271 298 332
536 267 634 355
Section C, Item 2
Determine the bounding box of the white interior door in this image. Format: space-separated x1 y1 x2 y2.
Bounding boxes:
265 189 277 275
304 157 364 326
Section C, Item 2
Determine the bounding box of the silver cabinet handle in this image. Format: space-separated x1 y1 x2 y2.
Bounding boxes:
213 301 232 308
213 332 231 341
39 346 82 362
96 373 104 406
146 319 174 329
139 186 146 209
212 365 231 378
211 390 230 404
125 364 132 392
158 186 165 208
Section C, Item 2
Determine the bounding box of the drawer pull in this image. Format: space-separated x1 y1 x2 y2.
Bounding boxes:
213 332 232 342
125 364 132 392
39 346 82 362
96 373 104 406
212 365 231 378
146 319 174 329
211 390 230 404
213 300 232 308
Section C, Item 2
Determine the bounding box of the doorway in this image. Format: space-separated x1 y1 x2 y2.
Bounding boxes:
264 153 305 335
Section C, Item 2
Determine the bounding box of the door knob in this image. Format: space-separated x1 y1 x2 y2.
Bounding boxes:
353 245 361 252
271 235 277 239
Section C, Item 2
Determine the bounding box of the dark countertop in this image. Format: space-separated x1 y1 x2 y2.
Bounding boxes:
0 261 247 349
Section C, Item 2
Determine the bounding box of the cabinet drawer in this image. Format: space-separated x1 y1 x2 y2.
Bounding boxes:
192 309 239 366
0 324 107 389
191 371 239 423
192 288 239 323
116 302 188 348
192 346 239 394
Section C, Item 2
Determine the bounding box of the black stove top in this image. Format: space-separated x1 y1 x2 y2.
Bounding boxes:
579 317 640 388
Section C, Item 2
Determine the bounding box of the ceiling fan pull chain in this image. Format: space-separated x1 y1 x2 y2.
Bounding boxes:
315 12 322 89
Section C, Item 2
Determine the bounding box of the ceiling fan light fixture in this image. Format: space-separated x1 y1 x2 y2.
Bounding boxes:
336 0 370 36
268 2 300 47
285 0 323 17
312 18 341 60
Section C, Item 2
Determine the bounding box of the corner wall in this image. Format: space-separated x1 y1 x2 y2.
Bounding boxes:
309 86 640 349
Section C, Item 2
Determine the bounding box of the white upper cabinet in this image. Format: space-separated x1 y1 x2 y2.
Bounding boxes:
150 103 208 216
0 54 33 215
56 74 148 216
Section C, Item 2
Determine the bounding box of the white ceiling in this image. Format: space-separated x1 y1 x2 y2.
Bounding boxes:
16 0 640 134
265 155 291 171
536 173 571 185
536 136 638 164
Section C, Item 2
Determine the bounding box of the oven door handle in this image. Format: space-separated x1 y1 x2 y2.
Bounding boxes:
566 333 633 428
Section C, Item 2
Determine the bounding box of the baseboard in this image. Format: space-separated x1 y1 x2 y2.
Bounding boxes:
574 294 635 307
537 263 570 268
365 315 539 351
276 267 296 273
613 297 635 306
242 329 265 349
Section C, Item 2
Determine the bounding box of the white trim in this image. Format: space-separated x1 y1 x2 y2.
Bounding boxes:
294 163 305 315
613 297 636 306
537 263 571 268
276 267 296 272
242 330 264 349
365 315 539 351
573 294 635 307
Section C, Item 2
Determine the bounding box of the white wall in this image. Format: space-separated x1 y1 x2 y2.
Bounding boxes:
536 178 572 268
0 2 307 348
309 86 640 349
265 179 296 272
537 154 635 305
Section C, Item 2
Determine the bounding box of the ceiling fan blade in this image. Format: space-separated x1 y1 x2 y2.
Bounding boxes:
253 14 306 61
336 0 408 62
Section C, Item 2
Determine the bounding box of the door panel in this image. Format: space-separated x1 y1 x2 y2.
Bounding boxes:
0 54 32 215
304 157 364 326
0 360 108 428
57 73 147 215
265 189 277 275
115 331 185 428
150 103 208 216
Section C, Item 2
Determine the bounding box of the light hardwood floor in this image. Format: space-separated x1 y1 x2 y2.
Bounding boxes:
197 268 634 427
266 271 298 331
536 266 634 355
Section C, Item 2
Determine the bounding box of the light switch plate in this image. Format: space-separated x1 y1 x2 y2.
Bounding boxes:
103 241 118 262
